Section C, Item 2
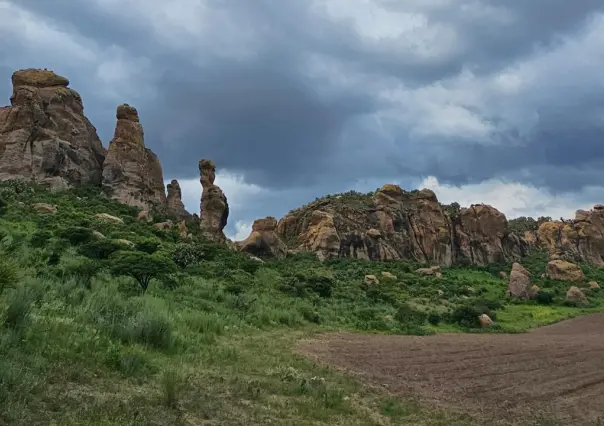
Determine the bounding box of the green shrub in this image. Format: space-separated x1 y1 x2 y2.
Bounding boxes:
170 243 205 268
0 256 18 295
449 303 495 328
3 286 33 329
394 304 427 325
57 227 95 245
536 291 554 305
427 311 441 325
79 240 124 260
128 310 174 350
109 251 177 292
30 230 52 248
135 239 161 254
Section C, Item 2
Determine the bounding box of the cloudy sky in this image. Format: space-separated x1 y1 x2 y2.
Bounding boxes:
2 0 604 240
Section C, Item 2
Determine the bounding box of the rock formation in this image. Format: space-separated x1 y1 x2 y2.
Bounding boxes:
545 259 585 282
536 206 604 265
277 184 529 266
508 262 531 299
235 217 287 259
165 179 191 221
101 104 166 211
0 69 106 188
198 159 228 243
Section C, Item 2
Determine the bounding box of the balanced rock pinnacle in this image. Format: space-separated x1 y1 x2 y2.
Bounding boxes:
199 159 229 242
166 179 191 221
0 68 106 188
101 104 166 210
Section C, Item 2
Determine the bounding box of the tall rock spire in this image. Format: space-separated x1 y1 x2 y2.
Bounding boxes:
199 159 229 242
101 104 166 210
0 68 106 188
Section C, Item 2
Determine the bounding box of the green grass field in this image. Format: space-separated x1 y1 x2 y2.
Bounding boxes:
0 180 602 425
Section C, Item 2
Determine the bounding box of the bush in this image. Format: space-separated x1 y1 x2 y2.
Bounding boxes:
127 310 174 350
109 251 178 292
30 230 52 248
449 303 495 328
3 286 33 329
427 311 442 325
394 304 427 325
135 239 161 254
0 256 18 295
170 243 205 269
57 227 95 246
79 240 124 260
536 291 554 305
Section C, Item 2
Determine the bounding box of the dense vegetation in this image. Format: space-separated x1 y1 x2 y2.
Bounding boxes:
0 181 602 425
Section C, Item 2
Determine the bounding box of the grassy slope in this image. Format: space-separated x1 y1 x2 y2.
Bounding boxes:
0 181 603 425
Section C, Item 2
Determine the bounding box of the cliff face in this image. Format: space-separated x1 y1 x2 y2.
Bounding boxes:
198 159 229 243
275 184 529 266
101 104 166 211
0 69 106 188
536 206 604 266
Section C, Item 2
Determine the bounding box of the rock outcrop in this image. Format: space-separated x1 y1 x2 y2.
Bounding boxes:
545 259 585 282
165 179 191 221
198 159 228 243
277 184 529 266
235 217 287 258
0 69 106 188
536 206 604 266
102 104 166 211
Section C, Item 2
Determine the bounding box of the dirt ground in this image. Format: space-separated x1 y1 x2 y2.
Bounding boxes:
298 314 604 425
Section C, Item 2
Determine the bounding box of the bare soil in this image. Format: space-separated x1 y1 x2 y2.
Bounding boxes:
298 314 604 425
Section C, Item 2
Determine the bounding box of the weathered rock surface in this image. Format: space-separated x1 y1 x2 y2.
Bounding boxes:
508 262 531 299
101 104 166 211
566 286 588 305
277 184 529 266
546 259 585 282
198 159 228 243
536 206 604 265
479 314 493 328
0 69 106 188
166 179 190 221
235 216 287 259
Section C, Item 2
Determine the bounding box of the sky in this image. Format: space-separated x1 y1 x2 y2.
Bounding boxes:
2 0 604 240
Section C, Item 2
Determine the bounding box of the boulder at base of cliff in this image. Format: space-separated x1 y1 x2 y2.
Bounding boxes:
235 217 287 259
508 262 531 299
546 259 585 282
566 286 588 305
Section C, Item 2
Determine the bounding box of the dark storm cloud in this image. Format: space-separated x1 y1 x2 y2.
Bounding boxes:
3 0 604 194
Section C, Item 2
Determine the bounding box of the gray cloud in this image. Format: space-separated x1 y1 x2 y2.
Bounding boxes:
2 0 604 226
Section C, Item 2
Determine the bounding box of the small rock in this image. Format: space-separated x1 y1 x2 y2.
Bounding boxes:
154 221 173 230
31 203 57 214
137 210 152 222
416 266 441 277
381 271 397 280
95 213 123 224
529 285 540 299
465 286 476 294
115 239 135 248
437 289 444 297
499 271 508 280
248 255 265 264
589 281 600 289
479 314 493 328
364 275 379 285
566 286 588 305
92 231 106 240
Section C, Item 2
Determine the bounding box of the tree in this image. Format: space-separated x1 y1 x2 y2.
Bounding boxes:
109 251 177 293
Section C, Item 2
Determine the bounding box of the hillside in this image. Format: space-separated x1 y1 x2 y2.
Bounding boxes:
1 181 604 425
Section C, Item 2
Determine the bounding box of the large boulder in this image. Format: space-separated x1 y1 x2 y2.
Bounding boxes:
508 262 531 299
198 159 229 243
545 259 585 282
101 104 166 210
0 69 106 188
235 217 287 259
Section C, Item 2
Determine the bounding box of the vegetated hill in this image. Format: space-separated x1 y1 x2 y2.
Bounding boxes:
1 180 604 425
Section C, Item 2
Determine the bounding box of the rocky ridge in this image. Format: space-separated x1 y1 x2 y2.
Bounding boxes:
273 185 530 266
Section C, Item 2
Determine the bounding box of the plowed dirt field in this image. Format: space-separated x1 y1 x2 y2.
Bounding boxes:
299 314 604 425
